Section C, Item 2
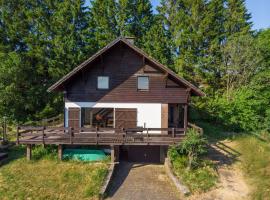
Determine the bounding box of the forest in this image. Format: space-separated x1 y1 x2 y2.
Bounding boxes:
0 0 269 132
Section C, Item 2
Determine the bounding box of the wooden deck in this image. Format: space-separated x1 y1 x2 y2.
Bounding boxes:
17 126 186 146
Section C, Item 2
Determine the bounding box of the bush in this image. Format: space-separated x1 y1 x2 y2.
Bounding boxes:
173 128 208 169
168 129 218 192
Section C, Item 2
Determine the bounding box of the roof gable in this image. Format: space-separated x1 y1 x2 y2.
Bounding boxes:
48 37 205 96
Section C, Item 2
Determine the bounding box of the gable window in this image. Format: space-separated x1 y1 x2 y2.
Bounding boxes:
137 76 149 91
97 76 109 89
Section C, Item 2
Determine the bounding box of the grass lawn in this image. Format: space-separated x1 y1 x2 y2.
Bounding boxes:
234 133 270 200
0 145 109 200
198 121 270 199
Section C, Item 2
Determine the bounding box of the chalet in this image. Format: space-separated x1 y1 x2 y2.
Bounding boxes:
17 37 204 163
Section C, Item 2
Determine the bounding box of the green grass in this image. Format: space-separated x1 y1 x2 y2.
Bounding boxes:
198 121 270 199
170 155 218 193
234 133 270 200
0 145 108 200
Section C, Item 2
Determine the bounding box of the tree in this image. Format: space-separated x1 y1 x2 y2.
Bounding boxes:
141 15 173 67
128 0 153 46
89 0 118 49
199 0 226 91
225 0 252 36
221 34 261 97
178 128 207 169
0 0 92 121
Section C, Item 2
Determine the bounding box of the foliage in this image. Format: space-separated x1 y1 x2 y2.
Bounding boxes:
0 146 108 200
168 132 217 192
172 128 208 169
141 14 174 67
200 87 268 131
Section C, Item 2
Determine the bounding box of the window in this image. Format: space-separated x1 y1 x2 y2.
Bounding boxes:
137 76 149 91
81 108 114 128
97 76 109 89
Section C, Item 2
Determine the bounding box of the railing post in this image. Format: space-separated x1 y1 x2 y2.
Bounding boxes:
147 128 149 144
69 127 73 144
172 128 175 138
95 126 99 145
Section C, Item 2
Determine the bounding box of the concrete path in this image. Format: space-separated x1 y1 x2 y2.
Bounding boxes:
106 162 181 200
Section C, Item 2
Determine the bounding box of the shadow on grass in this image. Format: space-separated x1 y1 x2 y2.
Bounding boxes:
0 145 25 167
207 142 241 166
31 145 58 161
0 144 59 167
194 121 242 167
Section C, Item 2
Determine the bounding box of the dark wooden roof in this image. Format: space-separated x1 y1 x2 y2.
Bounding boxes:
47 37 205 96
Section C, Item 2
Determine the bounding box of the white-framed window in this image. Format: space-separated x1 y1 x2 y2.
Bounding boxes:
137 76 149 91
97 76 109 89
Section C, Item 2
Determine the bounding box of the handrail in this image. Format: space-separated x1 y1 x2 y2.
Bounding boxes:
188 122 203 135
17 126 187 145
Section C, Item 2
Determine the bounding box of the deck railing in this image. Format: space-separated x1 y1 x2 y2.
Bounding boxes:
17 126 186 146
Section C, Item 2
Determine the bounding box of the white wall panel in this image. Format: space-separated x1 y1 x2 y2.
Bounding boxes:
65 102 162 128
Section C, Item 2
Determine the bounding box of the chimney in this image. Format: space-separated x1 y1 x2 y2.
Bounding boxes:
125 36 135 44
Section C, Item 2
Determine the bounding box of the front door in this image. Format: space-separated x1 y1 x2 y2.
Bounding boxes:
115 108 137 129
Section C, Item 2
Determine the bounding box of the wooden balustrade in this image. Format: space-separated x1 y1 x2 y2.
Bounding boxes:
17 126 186 146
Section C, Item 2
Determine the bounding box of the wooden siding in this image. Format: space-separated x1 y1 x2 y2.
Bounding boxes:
161 104 168 129
115 108 137 129
65 42 189 104
68 108 80 128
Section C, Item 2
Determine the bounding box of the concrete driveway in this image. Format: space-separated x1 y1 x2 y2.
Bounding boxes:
106 162 181 200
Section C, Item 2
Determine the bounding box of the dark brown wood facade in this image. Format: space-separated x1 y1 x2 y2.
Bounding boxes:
64 42 190 104
115 108 137 129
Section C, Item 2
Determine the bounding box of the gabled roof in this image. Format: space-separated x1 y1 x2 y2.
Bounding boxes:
48 37 205 96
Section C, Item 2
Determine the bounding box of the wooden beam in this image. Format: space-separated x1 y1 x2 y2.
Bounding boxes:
184 104 188 132
58 144 63 160
111 145 115 163
161 104 168 134
186 88 191 103
26 144 32 160
114 145 119 162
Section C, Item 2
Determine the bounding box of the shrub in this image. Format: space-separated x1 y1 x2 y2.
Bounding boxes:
179 128 207 169
168 129 218 192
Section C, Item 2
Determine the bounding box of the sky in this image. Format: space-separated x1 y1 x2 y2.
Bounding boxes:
150 0 270 30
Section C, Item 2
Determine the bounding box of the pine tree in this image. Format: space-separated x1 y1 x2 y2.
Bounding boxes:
89 0 118 49
128 0 153 46
225 0 252 36
117 0 132 36
0 0 93 121
199 0 227 90
141 15 173 67
158 0 208 84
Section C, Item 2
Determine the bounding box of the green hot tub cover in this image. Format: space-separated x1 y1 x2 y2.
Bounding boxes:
63 149 107 161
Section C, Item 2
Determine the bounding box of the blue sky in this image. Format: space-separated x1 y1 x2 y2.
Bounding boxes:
151 0 270 30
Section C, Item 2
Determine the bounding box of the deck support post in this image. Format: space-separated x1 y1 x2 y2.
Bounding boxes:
26 144 32 160
58 144 63 161
111 145 115 163
110 145 119 163
160 146 167 163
